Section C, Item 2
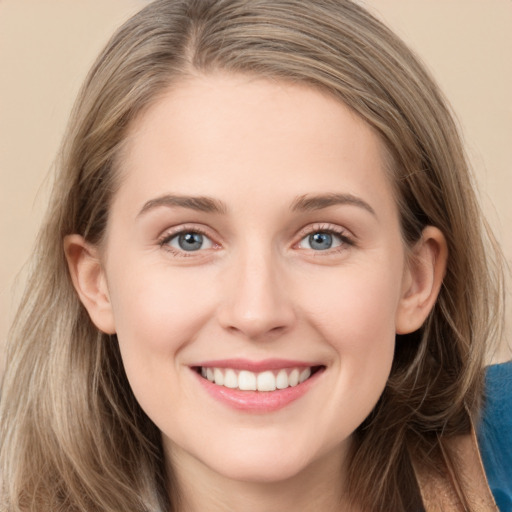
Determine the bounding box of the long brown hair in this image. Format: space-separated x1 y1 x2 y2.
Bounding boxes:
0 1 505 510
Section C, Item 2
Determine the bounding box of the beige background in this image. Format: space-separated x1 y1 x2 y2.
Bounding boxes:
1 0 511 372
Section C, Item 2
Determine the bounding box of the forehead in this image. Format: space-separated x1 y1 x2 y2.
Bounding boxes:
114 73 397 221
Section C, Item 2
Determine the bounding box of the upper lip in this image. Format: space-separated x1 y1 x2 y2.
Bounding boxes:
192 358 323 372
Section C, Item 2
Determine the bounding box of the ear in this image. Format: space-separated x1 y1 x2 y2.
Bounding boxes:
395 226 448 334
64 234 116 334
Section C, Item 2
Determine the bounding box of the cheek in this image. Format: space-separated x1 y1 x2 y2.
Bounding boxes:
300 261 402 399
106 261 217 370
105 262 222 429
304 262 401 344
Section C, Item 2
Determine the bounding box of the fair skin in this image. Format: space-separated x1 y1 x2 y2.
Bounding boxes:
65 73 447 512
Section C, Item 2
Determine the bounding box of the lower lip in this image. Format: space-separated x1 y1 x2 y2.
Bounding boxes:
192 368 324 413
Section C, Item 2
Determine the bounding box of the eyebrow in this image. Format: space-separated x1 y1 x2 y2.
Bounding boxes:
137 194 228 217
137 192 376 218
290 193 376 216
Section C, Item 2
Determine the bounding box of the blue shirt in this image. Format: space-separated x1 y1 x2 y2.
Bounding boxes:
478 361 512 511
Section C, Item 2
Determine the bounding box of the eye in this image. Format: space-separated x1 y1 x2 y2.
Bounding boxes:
162 231 215 252
297 230 348 251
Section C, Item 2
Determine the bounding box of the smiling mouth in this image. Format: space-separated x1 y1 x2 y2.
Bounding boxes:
194 366 324 392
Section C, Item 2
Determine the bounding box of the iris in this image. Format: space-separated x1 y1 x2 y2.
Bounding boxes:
178 232 204 251
309 232 333 250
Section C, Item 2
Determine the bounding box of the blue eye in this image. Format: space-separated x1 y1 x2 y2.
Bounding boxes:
164 231 214 252
298 231 344 251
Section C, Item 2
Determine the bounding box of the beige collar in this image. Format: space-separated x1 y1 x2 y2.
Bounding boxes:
412 427 498 511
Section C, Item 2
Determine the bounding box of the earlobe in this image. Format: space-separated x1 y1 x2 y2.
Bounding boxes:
64 234 116 334
395 226 448 334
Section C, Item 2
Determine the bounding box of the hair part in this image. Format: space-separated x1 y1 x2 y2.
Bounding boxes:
1 1 505 510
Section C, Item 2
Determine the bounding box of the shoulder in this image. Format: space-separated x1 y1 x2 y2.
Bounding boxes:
478 361 512 511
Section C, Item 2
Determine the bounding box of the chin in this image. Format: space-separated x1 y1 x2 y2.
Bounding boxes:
208 453 311 484
200 433 339 485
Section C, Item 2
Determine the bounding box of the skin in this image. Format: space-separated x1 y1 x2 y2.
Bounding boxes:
66 73 447 511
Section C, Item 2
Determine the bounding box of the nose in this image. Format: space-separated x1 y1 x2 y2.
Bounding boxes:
217 249 296 341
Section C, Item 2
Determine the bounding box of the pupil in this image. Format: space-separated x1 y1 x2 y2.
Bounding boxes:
178 232 203 251
309 232 332 250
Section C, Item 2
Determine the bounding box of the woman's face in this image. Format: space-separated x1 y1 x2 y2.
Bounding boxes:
94 74 414 483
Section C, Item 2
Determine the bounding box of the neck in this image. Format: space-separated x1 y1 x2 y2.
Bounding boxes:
166 443 358 512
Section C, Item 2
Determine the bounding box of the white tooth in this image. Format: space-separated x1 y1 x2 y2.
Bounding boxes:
201 367 207 378
224 369 238 388
213 368 224 385
238 370 257 390
276 369 289 389
288 369 299 387
206 368 215 382
257 371 276 391
299 368 311 383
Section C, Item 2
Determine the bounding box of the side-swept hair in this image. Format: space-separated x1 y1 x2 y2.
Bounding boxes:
1 1 504 510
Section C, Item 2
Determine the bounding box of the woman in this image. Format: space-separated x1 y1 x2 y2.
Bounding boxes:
1 1 509 510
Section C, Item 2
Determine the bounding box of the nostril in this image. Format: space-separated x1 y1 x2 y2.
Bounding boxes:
222 320 291 341
216 274 297 340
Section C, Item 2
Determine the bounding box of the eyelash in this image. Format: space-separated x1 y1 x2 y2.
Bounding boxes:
157 223 355 258
294 223 355 254
158 225 216 258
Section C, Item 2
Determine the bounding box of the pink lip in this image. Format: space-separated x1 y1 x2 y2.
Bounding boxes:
193 358 318 372
190 361 325 413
